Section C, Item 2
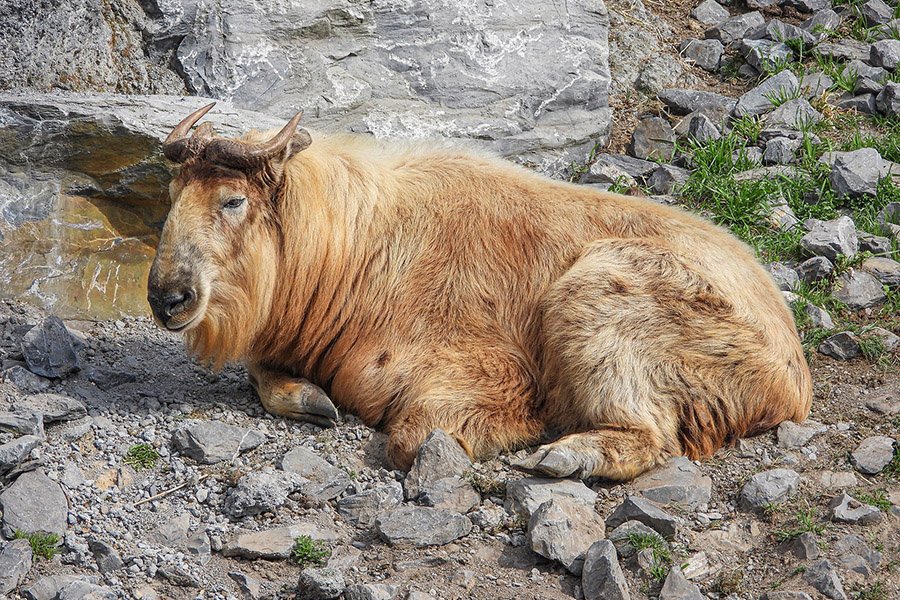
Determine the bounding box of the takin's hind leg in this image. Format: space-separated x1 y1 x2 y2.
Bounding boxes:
514 426 667 481
247 363 340 427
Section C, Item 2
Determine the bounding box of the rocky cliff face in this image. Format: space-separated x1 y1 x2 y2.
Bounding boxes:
0 0 614 318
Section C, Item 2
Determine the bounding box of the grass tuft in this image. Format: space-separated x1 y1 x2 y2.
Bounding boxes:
772 508 826 542
13 530 61 560
290 535 331 568
627 532 672 581
856 490 892 512
124 444 160 470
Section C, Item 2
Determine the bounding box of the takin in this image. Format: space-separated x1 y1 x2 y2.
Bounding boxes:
147 104 812 481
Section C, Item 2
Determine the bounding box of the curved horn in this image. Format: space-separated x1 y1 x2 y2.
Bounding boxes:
162 102 216 163
203 112 305 169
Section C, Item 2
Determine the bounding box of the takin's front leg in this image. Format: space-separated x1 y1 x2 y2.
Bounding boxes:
247 363 339 427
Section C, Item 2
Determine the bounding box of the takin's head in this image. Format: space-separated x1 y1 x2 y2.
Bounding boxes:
147 103 311 362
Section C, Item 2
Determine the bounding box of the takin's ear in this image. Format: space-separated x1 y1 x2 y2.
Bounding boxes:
282 129 312 163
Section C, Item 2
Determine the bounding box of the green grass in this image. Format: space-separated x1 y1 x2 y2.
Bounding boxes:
290 535 331 567
627 532 672 582
124 444 160 470
883 443 900 478
772 508 826 542
858 334 887 362
856 489 892 511
853 581 890 600
13 530 61 560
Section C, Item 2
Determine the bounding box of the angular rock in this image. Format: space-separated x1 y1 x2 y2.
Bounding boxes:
20 317 81 378
222 523 337 560
375 506 472 547
833 534 882 576
343 584 399 600
15 394 86 423
605 495 678 539
582 539 630 600
741 40 793 73
777 420 826 448
2 366 51 394
228 572 261 599
866 326 900 351
419 476 480 513
862 0 894 26
766 263 800 291
505 477 596 519
658 89 735 115
404 429 471 500
280 446 350 501
819 332 861 360
630 117 675 161
800 73 835 99
880 202 900 238
687 114 721 144
829 492 883 525
803 560 847 600
767 593 813 600
802 10 844 39
149 514 190 547
805 303 835 329
223 471 306 518
582 163 637 188
337 482 404 528
830 148 885 198
764 137 801 165
608 520 667 558
748 20 818 49
171 421 265 464
56 581 116 600
796 256 835 284
739 468 800 510
647 165 690 195
765 98 823 130
850 436 896 474
88 539 124 574
0 469 68 537
297 567 345 600
0 538 32 595
680 39 724 71
858 233 893 256
527 497 606 575
789 532 820 559
863 257 900 289
184 528 211 565
800 216 858 261
706 12 766 45
735 71 800 117
816 39 872 62
877 82 900 115
0 411 45 438
837 93 879 114
0 435 41 474
632 457 712 511
85 367 137 391
590 155 659 181
691 0 730 26
833 271 887 309
21 575 97 600
659 567 704 600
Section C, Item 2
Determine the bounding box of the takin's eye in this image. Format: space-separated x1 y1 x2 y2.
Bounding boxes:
222 196 246 211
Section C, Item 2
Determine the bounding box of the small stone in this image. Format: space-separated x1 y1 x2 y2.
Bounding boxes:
56 581 116 600
2 366 51 394
86 367 136 390
741 39 793 73
343 584 399 600
850 436 896 474
796 256 834 283
777 420 826 448
505 477 596 519
739 468 800 511
589 155 659 180
88 539 123 574
21 575 95 600
879 202 900 238
605 495 679 539
687 114 721 144
706 12 766 45
16 393 86 423
872 40 900 70
337 482 404 528
829 492 884 525
862 0 894 26
297 567 345 600
764 137 801 165
0 469 68 538
280 446 350 501
828 149 887 199
766 263 800 291
632 457 712 511
659 567 704 600
582 540 629 600
818 471 858 489
837 93 879 114
149 514 190 546
765 98 823 130
223 471 306 518
833 534 882 576
803 560 847 600
735 70 800 117
819 332 861 360
866 326 900 351
228 572 261 599
800 216 858 261
789 532 820 559
0 411 45 438
647 165 690 195
171 421 265 464
404 429 471 500
767 593 813 600
863 257 900 288
877 82 900 115
816 39 872 62
20 317 81 378
222 524 337 560
833 271 887 310
691 0 730 25
581 163 637 188
0 539 32 594
802 10 843 39
785 0 830 11
375 506 472 547
527 497 606 575
630 117 676 162
184 527 211 565
680 39 724 71
657 89 735 115
748 20 818 49
800 73 835 98
858 233 893 256
806 304 835 329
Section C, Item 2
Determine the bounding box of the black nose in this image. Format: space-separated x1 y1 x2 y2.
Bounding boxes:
148 286 196 323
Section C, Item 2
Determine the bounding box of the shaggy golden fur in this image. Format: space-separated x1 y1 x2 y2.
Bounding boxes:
149 125 812 480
